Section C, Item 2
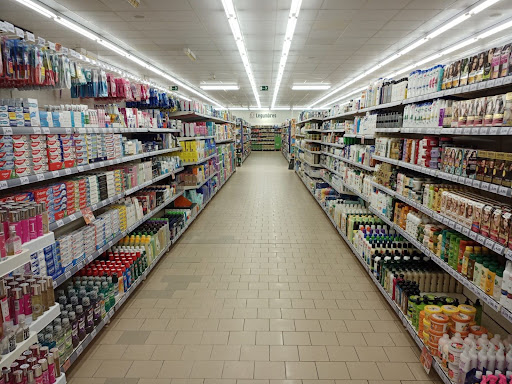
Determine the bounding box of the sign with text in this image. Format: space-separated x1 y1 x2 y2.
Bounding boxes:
171 86 178 91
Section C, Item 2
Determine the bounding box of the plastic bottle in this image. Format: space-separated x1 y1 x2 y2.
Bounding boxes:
470 345 479 369
506 349 512 371
478 334 490 348
478 345 488 370
76 305 86 341
488 347 497 372
465 334 476 347
439 334 451 364
497 346 506 372
453 332 464 344
459 346 472 384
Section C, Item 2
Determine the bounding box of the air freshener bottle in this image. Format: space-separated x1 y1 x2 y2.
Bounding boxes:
6 225 22 256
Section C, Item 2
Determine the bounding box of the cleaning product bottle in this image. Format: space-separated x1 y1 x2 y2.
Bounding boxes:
491 335 502 349
459 346 472 384
487 347 497 372
470 345 479 369
479 334 490 348
506 349 512 371
496 345 506 372
439 334 451 364
478 345 489 371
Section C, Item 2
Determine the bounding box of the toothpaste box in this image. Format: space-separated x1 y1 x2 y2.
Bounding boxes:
0 160 15 170
14 167 32 177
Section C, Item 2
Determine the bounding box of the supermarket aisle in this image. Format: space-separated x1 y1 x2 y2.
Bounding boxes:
67 152 438 384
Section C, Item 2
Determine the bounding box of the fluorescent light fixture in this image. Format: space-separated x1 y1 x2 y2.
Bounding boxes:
478 19 512 39
292 85 331 90
221 0 261 108
176 93 191 101
200 85 240 90
15 0 55 18
98 39 128 57
55 17 98 41
271 0 302 109
229 107 250 110
310 0 502 108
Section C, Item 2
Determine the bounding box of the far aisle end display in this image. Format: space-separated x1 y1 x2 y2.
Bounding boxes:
251 126 281 151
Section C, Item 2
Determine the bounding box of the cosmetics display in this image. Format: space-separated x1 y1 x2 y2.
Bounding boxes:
2 344 63 384
323 140 376 169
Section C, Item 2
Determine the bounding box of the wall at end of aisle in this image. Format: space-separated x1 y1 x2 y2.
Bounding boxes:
235 110 299 125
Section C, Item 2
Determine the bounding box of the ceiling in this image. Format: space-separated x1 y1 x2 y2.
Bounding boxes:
1 0 512 109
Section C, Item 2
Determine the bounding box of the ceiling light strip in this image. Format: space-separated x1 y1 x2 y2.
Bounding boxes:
271 0 302 109
14 0 225 109
200 85 240 90
292 85 331 90
221 0 261 108
320 17 512 109
310 0 502 108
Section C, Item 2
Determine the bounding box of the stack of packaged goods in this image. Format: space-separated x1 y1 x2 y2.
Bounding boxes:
55 185 176 278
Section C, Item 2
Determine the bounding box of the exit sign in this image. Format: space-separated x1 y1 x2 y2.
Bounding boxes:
170 86 179 91
260 86 268 91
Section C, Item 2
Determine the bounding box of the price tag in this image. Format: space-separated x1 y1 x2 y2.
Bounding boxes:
465 178 473 186
76 345 83 356
15 27 25 39
77 166 85 172
26 32 35 42
472 179 481 188
65 168 72 175
37 36 45 45
481 182 490 191
48 41 56 51
497 77 505 86
462 227 470 236
108 240 113 248
455 224 463 232
463 127 472 135
479 127 488 135
489 184 499 194
485 238 494 248
458 176 466 184
493 243 504 254
36 174 45 181
2 127 12 135
490 127 499 135
498 186 509 196
65 128 72 134
19 176 29 185
69 214 77 221
455 128 463 134
52 171 60 178
478 82 487 90
499 127 510 135
99 161 105 167
65 270 72 279
42 127 50 134
62 47 69 55
91 329 97 338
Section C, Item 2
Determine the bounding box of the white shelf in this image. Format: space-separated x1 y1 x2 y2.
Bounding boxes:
1 304 61 369
49 168 184 231
322 152 375 172
178 136 215 141
0 147 182 193
0 232 56 278
372 155 512 198
182 153 217 166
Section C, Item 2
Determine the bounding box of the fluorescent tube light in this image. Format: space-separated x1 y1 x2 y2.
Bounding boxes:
55 17 98 41
200 85 240 90
310 0 502 108
229 107 250 110
292 85 331 90
98 39 128 57
221 0 261 107
15 0 55 18
271 0 302 109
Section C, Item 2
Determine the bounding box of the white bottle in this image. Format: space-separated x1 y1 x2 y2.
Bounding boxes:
506 349 512 371
469 345 478 369
491 334 502 348
439 334 451 362
496 346 506 372
487 347 497 372
464 334 476 348
478 334 490 348
458 346 472 384
452 332 464 344
478 345 488 370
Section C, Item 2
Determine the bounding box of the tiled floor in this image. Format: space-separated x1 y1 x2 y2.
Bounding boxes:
67 152 441 384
